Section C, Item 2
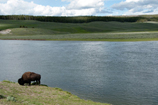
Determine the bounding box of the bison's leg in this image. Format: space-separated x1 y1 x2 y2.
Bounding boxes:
36 80 40 85
29 81 31 86
35 80 38 85
39 80 40 85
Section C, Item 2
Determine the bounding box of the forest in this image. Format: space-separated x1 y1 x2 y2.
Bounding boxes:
0 15 157 23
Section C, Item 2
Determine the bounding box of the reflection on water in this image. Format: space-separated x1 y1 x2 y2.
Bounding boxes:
0 40 158 105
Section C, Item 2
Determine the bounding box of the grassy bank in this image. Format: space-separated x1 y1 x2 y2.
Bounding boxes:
1 31 158 41
0 19 158 41
0 80 110 105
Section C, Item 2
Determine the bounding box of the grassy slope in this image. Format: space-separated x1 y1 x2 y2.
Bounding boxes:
0 81 110 105
0 19 158 41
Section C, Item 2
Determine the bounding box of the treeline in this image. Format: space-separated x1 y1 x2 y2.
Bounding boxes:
35 16 142 23
0 15 156 23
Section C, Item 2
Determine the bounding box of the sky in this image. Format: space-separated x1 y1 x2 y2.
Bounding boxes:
0 0 158 16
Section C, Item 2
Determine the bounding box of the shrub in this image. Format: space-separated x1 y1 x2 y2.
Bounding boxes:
7 96 16 102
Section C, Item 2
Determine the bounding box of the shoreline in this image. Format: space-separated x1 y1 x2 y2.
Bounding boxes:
1 29 158 42
1 38 158 42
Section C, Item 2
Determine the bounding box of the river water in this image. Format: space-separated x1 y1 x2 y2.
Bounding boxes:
0 40 158 105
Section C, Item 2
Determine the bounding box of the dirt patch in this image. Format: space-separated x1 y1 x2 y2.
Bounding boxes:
0 29 11 34
144 21 158 24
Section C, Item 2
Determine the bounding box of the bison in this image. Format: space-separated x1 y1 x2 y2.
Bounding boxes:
18 72 41 86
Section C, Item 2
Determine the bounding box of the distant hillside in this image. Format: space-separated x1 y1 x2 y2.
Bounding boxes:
1 14 158 23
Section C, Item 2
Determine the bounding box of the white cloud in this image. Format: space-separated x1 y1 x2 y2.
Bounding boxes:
0 0 109 16
112 0 158 15
126 0 140 2
0 0 34 15
67 0 104 10
65 0 106 16
0 0 66 16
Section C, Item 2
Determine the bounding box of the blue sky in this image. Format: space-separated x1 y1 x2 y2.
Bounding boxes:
24 0 68 7
0 0 158 16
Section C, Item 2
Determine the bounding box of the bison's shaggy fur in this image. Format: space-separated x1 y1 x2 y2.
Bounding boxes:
18 72 41 86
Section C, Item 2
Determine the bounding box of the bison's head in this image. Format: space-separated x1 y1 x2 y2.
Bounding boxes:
18 78 24 85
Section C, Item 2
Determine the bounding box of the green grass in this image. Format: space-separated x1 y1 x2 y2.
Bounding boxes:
0 19 158 41
1 31 158 41
0 81 110 105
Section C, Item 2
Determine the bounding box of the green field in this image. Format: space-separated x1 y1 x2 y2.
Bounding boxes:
0 81 110 105
0 19 158 41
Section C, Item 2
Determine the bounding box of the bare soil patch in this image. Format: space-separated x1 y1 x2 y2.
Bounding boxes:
0 29 11 34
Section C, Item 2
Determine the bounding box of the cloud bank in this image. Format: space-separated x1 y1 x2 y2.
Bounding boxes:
1 0 158 16
0 0 108 16
112 0 158 15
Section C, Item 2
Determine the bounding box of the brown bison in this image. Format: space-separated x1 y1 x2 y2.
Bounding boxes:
18 72 41 86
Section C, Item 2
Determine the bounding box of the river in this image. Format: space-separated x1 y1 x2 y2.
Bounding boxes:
0 40 158 105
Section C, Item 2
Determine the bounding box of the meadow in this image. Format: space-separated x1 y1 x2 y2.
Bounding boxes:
0 19 158 41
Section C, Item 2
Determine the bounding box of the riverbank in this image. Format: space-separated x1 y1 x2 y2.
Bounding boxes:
1 31 158 41
0 80 110 105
